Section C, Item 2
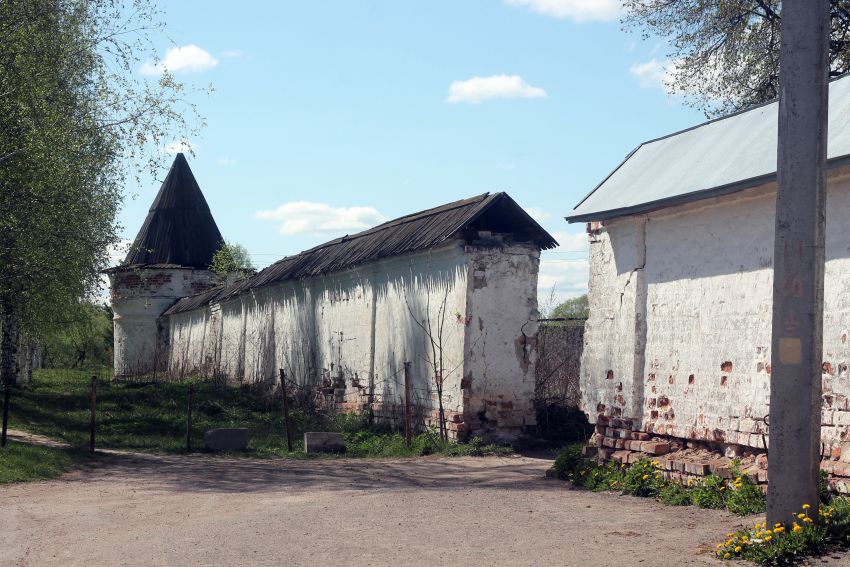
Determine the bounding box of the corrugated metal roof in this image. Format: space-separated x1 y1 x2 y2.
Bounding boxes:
567 74 850 223
120 153 224 269
164 192 556 315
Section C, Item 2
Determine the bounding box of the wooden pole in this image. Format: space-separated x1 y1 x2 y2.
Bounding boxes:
89 376 97 452
186 384 194 453
767 0 830 526
1 384 9 448
280 369 293 452
404 361 412 447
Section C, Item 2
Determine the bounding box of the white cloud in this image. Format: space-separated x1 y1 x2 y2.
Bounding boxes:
446 75 547 104
164 140 195 154
217 156 237 166
256 201 386 235
525 206 551 223
551 230 589 252
630 58 677 92
140 44 218 75
505 0 622 22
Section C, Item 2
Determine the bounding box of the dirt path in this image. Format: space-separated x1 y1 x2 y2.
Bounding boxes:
2 453 849 567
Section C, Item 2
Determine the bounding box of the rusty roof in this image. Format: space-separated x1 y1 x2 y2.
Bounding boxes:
164 192 556 315
120 153 224 269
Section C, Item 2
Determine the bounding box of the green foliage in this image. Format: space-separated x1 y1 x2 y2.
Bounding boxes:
689 474 727 509
621 458 664 497
41 302 113 369
0 0 204 384
10 369 509 458
549 294 588 320
724 472 766 516
622 1 850 117
210 241 255 277
821 469 833 505
715 502 850 565
0 441 86 484
658 482 691 506
550 445 767 515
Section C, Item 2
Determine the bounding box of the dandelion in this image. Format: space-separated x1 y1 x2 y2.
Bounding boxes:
802 504 811 510
716 543 724 549
793 523 803 533
724 553 731 559
727 533 734 537
642 474 649 480
803 517 813 524
798 513 806 519
764 535 772 542
734 546 742 553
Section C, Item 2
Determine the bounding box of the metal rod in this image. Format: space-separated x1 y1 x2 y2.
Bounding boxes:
767 0 830 526
89 376 97 452
1 384 9 448
186 385 194 453
404 361 412 448
280 369 293 452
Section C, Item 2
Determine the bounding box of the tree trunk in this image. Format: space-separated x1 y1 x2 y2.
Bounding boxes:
1 297 21 386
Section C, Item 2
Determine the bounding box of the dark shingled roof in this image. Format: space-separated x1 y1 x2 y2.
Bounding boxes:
120 153 224 269
164 192 556 315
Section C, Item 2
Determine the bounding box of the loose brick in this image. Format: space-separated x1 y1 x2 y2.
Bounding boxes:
602 437 617 448
685 462 711 476
612 450 631 464
641 441 671 456
597 447 615 461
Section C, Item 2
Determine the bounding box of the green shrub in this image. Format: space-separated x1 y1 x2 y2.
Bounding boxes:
716 501 849 565
689 474 726 509
658 482 692 506
621 458 664 497
724 463 766 516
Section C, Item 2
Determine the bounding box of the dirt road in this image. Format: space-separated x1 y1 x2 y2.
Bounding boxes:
2 453 848 566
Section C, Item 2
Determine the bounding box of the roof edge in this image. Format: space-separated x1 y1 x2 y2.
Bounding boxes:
566 153 850 223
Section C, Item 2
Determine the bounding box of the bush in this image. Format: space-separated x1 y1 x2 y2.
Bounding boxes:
716 502 849 565
690 474 726 509
658 482 692 506
724 463 766 516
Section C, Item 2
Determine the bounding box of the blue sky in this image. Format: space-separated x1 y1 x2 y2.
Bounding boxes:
117 0 707 308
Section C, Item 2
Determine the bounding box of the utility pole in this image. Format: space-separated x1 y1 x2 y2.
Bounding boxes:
767 0 830 527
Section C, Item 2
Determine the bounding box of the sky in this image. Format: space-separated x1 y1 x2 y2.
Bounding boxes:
116 0 707 309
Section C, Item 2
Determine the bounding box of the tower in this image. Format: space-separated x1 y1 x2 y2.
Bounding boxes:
107 153 223 378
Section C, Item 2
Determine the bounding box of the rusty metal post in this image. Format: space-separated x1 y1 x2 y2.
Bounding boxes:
280 369 293 452
767 0 830 527
404 362 412 447
1 384 9 448
89 376 97 452
186 384 194 453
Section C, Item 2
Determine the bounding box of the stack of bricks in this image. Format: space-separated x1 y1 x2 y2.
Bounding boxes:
589 415 850 493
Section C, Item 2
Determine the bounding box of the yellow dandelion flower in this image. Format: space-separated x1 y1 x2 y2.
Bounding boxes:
797 513 806 519
642 474 649 480
734 546 742 553
724 553 731 559
793 524 802 533
727 533 734 537
717 544 724 549
764 530 772 535
803 517 813 523
764 535 772 542
802 504 811 510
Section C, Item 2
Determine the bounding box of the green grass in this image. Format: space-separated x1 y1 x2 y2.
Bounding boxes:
0 441 87 484
7 369 510 458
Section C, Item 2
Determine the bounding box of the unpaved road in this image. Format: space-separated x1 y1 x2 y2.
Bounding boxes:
2 453 849 567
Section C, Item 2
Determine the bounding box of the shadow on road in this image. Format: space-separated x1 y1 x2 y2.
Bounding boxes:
70 452 558 495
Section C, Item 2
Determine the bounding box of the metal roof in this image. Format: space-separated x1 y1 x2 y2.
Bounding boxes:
119 153 224 269
164 192 556 315
567 74 850 223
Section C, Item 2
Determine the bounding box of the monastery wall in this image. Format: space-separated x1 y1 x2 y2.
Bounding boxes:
581 172 850 488
166 240 541 440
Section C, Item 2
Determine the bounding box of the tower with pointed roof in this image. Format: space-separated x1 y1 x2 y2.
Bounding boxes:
108 154 224 378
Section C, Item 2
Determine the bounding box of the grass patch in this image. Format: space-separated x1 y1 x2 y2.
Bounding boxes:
0 441 86 484
8 369 510 458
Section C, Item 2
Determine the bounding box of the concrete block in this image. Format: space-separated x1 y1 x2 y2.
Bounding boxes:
304 431 345 454
204 428 249 452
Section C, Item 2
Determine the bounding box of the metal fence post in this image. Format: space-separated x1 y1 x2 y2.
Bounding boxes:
280 369 293 452
89 376 97 452
404 362 412 447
